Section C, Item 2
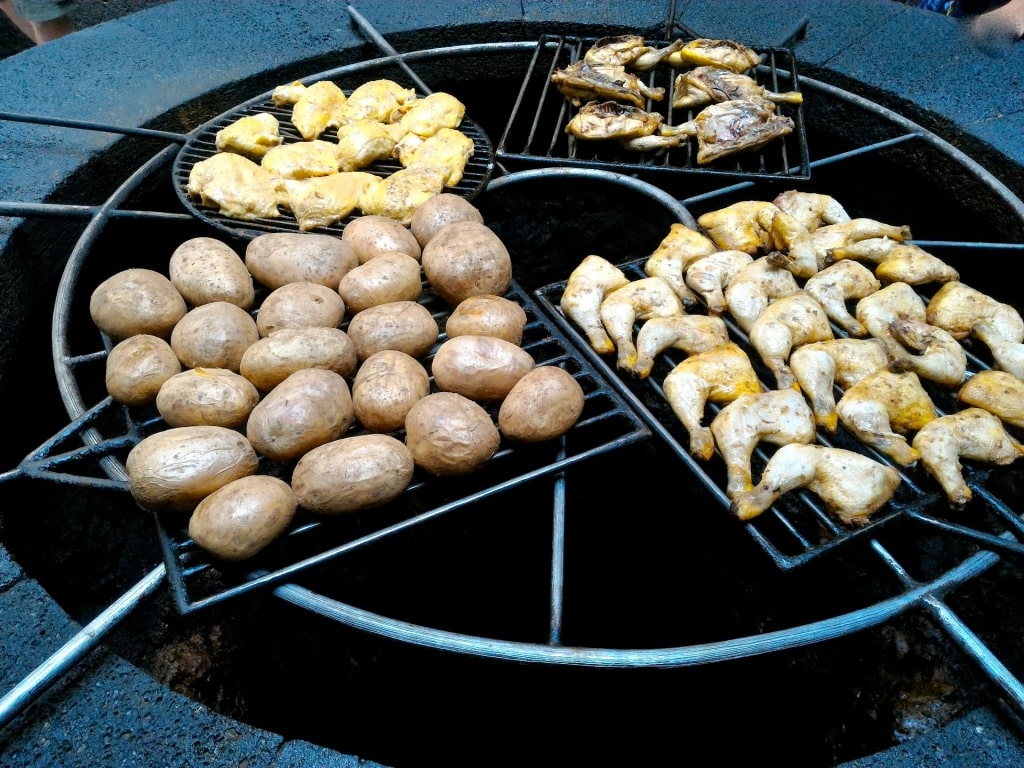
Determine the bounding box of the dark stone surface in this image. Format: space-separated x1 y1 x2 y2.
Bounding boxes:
1 1 1023 766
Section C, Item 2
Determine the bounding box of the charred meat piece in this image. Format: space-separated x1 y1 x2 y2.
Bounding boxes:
551 60 665 108
583 34 685 71
675 98 794 164
672 66 802 110
667 38 762 73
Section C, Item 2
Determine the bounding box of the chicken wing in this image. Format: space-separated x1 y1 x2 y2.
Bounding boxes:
730 443 900 526
560 255 630 355
710 388 816 496
790 337 890 432
748 291 834 389
772 190 850 232
631 314 730 379
642 222 718 307
696 200 779 254
551 60 665 108
600 277 686 372
802 260 881 336
885 317 967 388
826 238 959 286
836 369 938 466
584 35 685 70
186 152 281 221
674 98 794 165
926 281 1024 343
671 66 802 110
666 38 762 73
855 281 928 345
912 407 1024 509
214 113 283 160
662 342 764 460
684 249 753 315
722 255 801 333
971 319 1024 379
958 369 1024 429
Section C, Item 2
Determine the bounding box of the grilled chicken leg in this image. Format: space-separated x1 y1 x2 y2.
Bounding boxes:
748 291 834 390
552 60 665 108
958 369 1024 429
684 249 753 314
666 38 762 73
855 281 928 345
584 35 685 71
560 255 630 355
730 444 900 526
722 256 801 333
885 317 967 388
697 200 779 254
971 319 1024 379
671 66 802 110
674 98 794 165
912 407 1024 509
662 342 764 460
926 281 1024 343
826 238 959 286
642 222 718 307
802 260 882 336
631 314 730 379
790 337 890 432
772 190 851 232
600 277 686 372
710 388 816 496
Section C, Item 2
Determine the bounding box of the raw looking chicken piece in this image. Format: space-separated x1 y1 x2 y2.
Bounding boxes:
631 314 730 379
291 80 348 141
560 255 630 355
697 200 780 254
387 92 466 141
215 113 282 160
279 172 382 232
186 152 281 221
394 127 475 186
912 407 1024 509
710 387 816 497
971 319 1024 379
671 66 803 110
748 291 834 390
674 98 794 165
642 221 718 308
772 190 851 232
337 79 417 124
261 140 340 180
684 249 753 315
958 369 1024 429
666 38 762 73
271 80 307 107
599 276 686 372
722 255 800 333
790 337 890 432
336 119 397 172
835 369 938 467
357 162 448 226
662 341 764 460
551 60 665 108
802 260 882 336
826 238 959 286
730 443 901 526
762 208 823 278
565 100 666 140
583 34 685 71
885 317 967 389
926 281 1024 342
855 281 928 346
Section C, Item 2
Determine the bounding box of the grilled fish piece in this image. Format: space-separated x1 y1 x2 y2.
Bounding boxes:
666 38 762 73
584 34 685 71
672 66 803 110
675 98 794 164
565 100 665 141
551 60 665 108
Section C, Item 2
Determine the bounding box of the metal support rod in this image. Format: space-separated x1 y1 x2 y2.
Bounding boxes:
548 444 568 645
0 110 186 142
345 3 433 94
0 564 165 730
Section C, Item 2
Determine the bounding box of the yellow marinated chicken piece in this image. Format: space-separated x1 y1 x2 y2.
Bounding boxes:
272 80 307 106
387 91 466 140
338 79 417 124
336 119 397 172
279 172 382 231
394 127 475 186
291 80 348 140
186 152 281 221
560 255 630 355
214 113 283 159
261 139 340 180
958 369 1024 429
357 162 448 225
666 38 762 73
599 276 686 373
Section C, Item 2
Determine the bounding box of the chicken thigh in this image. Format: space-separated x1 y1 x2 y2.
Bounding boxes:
855 281 928 345
336 119 397 172
600 277 686 372
748 291 834 389
583 35 685 70
215 113 282 159
730 443 900 526
337 79 417 124
565 100 666 141
279 172 381 231
722 256 801 333
261 140 340 180
662 342 764 460
551 60 665 108
790 337 890 432
835 369 938 466
560 255 630 354
642 222 717 307
388 92 466 140
826 238 959 286
666 38 762 73
394 127 475 186
958 369 1024 429
885 317 967 388
697 200 779 254
912 407 1024 509
710 387 816 496
802 260 881 336
186 152 281 221
684 249 753 315
291 80 348 141
632 314 730 379
926 281 1024 342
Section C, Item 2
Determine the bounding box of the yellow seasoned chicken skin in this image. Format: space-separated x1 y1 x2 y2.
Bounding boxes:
215 113 283 159
388 92 466 140
279 172 382 231
394 127 475 186
358 162 447 225
271 80 307 106
599 276 686 373
958 369 1024 429
187 152 281 221
560 255 630 355
292 80 348 140
335 119 397 172
338 79 417 124
261 139 340 180
666 38 762 73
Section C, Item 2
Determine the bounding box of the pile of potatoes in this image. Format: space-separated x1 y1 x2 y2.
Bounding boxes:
90 194 586 563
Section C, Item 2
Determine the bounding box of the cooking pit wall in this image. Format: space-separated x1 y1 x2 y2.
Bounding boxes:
3 21 1024 768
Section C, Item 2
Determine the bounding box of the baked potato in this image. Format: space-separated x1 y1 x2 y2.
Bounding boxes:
341 214 421 264
444 294 528 345
498 365 585 442
351 349 431 433
255 281 346 337
170 301 260 371
337 252 423 314
156 367 261 428
239 326 358 392
245 231 359 289
188 475 298 561
168 236 254 309
431 334 535 402
404 391 500 476
89 268 187 340
345 300 439 362
105 333 182 407
420 220 512 305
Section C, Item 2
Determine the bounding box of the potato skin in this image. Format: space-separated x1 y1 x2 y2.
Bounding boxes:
352 349 431 432
346 300 439 361
444 294 528 345
292 434 415 514
245 232 359 289
245 368 354 461
341 214 422 264
188 475 298 561
126 425 259 513
421 221 511 305
239 326 358 391
498 366 585 442
90 268 187 340
404 391 500 476
255 281 346 337
168 236 254 309
105 334 182 407
410 192 483 248
170 301 260 371
337 252 423 314
156 367 260 428
431 335 535 402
